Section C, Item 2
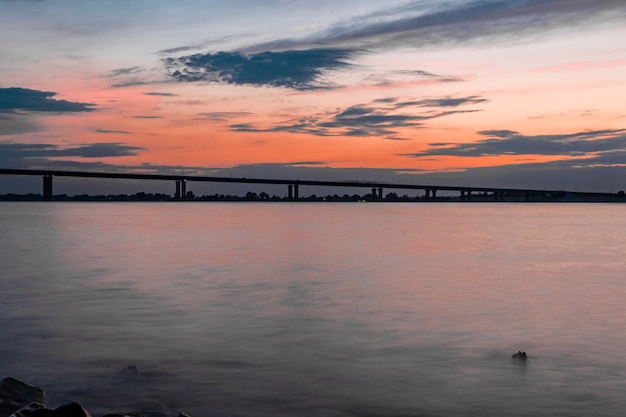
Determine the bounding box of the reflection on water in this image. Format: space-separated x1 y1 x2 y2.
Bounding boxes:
1 202 626 416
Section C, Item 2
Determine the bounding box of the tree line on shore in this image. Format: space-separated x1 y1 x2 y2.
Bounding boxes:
2 190 625 202
0 191 434 202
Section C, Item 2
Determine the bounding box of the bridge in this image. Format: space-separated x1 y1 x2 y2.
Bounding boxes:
0 168 622 202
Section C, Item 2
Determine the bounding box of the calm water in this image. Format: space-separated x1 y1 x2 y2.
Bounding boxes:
1 202 625 417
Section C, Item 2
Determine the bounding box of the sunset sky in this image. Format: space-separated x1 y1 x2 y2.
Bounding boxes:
1 0 625 195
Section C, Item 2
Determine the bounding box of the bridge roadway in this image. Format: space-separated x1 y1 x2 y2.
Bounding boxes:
0 167 617 201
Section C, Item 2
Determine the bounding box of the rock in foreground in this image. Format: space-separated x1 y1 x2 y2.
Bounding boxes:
1 376 191 417
1 377 45 417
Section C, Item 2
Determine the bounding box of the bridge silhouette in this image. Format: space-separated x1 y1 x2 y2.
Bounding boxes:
0 168 622 202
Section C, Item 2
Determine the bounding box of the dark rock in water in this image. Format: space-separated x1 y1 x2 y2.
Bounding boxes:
29 403 91 417
1 378 46 404
8 402 45 417
511 350 528 360
1 378 46 417
118 366 162 378
119 366 140 377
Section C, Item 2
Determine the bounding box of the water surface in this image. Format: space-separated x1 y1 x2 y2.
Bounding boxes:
1 202 625 416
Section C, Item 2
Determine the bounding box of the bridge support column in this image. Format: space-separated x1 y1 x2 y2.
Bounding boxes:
378 187 383 201
461 190 466 201
425 188 437 200
371 187 377 200
288 184 299 201
42 174 53 201
424 187 437 200
175 180 187 201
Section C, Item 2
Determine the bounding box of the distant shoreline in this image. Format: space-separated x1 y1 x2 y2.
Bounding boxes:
1 192 626 203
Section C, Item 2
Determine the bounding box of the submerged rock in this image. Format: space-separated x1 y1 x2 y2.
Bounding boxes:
119 366 140 377
511 350 528 361
118 366 162 378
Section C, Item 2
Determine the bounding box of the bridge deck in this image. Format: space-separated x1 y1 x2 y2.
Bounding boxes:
0 168 619 198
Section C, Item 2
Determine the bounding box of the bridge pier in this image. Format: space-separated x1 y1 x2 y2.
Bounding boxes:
42 174 53 201
370 187 384 201
175 180 187 201
288 184 299 201
425 187 437 200
461 190 473 201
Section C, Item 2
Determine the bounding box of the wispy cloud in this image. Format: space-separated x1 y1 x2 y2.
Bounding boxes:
143 92 177 97
527 109 596 120
402 129 626 158
109 66 143 77
251 0 626 52
107 67 162 88
0 114 40 136
94 129 132 134
194 112 254 122
230 95 486 139
0 87 95 113
158 45 206 55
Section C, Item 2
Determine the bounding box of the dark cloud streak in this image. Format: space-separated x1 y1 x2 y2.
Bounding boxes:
402 129 626 158
164 48 356 90
229 95 486 139
0 87 95 113
143 92 177 96
0 141 144 159
94 129 132 134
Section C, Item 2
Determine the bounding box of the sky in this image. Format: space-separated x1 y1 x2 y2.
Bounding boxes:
1 0 626 196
